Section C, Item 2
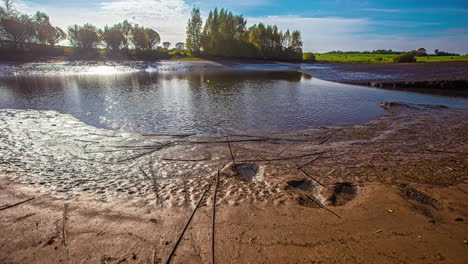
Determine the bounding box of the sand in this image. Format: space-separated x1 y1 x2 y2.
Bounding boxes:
0 103 467 263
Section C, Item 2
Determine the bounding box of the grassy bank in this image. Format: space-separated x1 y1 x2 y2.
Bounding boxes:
315 53 468 63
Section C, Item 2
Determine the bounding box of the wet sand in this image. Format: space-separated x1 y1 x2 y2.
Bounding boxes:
1 103 467 263
308 61 468 90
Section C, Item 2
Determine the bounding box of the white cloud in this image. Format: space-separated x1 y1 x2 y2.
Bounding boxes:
361 8 400 13
246 15 468 54
16 0 190 43
12 1 468 54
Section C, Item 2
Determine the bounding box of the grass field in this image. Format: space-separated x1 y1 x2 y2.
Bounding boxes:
314 53 468 63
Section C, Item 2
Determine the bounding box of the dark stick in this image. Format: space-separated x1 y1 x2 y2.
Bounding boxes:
297 154 325 169
0 197 34 211
242 152 326 163
117 148 159 163
319 129 341 145
301 191 341 219
139 167 160 204
422 149 468 155
62 204 68 247
165 178 215 264
226 137 237 172
161 158 209 162
211 169 221 264
297 167 324 186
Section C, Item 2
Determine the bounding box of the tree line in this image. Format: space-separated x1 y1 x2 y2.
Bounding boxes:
324 48 460 57
0 0 185 59
186 8 303 61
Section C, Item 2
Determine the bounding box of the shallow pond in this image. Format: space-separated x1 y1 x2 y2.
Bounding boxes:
0 62 467 135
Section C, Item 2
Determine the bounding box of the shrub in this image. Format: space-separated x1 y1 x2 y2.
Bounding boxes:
302 52 316 62
393 53 416 63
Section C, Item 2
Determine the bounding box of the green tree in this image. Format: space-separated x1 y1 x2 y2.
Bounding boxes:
303 53 316 62
67 23 101 49
186 8 202 54
131 25 160 51
0 14 36 48
33 11 66 46
162 41 170 49
102 25 125 50
393 53 416 63
175 42 185 51
415 48 427 57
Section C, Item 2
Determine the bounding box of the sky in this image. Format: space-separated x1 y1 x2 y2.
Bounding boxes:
13 0 468 53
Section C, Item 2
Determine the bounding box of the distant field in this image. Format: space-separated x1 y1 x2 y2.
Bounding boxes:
315 53 468 63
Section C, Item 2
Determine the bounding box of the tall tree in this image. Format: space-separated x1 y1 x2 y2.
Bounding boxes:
162 41 170 49
186 8 202 55
0 14 36 48
102 25 125 50
67 23 101 49
33 11 66 46
131 25 160 51
175 42 185 51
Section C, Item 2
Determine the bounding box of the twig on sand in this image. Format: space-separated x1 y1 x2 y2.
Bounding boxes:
161 158 209 162
297 153 326 169
139 165 161 205
62 203 69 255
117 148 160 163
226 137 237 173
319 129 341 145
300 191 341 219
422 148 468 155
242 152 326 163
164 176 216 264
0 197 35 212
211 169 221 264
297 167 324 186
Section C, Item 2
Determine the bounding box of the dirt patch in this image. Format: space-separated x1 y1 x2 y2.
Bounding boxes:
327 182 357 206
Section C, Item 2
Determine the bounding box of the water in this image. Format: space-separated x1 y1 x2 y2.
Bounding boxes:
0 63 467 135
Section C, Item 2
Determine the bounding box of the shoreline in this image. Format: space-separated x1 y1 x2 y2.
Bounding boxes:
1 59 467 91
1 103 467 263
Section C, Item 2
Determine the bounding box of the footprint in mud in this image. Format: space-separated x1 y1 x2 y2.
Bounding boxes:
225 163 259 181
287 179 314 192
286 179 320 208
327 182 357 206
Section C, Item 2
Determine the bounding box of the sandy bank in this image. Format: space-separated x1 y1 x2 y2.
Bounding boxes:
0 103 467 263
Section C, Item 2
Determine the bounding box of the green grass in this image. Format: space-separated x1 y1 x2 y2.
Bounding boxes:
314 53 468 63
416 56 468 62
315 54 394 63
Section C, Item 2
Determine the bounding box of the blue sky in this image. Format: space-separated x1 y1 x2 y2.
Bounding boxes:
15 0 468 53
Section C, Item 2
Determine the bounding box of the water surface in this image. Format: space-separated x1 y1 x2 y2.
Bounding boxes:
0 63 467 135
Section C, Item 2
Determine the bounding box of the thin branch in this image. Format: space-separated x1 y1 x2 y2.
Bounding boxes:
241 152 326 163
211 169 221 264
226 137 237 173
300 191 341 219
319 129 341 145
422 148 468 155
0 197 34 211
297 167 323 186
165 177 215 264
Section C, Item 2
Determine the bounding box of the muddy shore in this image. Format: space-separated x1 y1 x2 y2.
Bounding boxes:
1 103 467 263
306 61 468 91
